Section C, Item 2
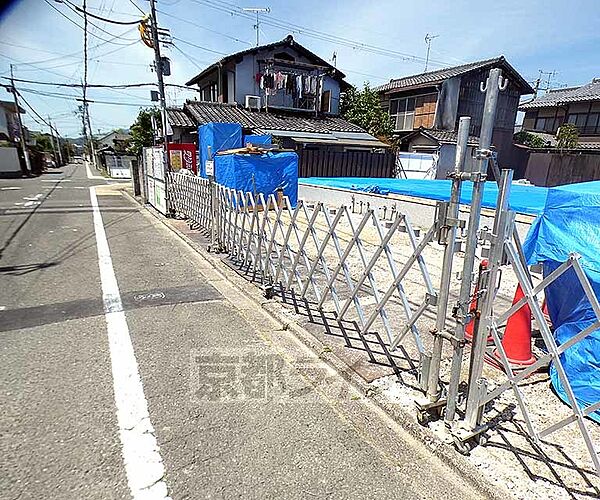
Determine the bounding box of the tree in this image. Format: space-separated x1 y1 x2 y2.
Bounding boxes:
128 107 160 156
513 131 548 149
32 132 54 153
556 123 579 150
340 83 393 141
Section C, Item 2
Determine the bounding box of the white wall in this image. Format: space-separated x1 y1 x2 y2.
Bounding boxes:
0 147 21 174
233 47 341 113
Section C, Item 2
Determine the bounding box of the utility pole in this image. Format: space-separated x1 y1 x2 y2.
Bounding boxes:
9 64 31 175
49 117 63 166
242 7 270 46
82 0 97 168
48 115 58 165
424 33 439 73
149 0 168 149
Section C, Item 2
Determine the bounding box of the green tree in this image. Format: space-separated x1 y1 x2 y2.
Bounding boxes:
128 107 161 156
513 131 548 149
340 83 393 141
32 132 55 153
556 123 579 150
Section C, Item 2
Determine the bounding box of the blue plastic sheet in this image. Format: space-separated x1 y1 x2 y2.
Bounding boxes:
215 151 298 207
523 181 600 423
242 134 272 146
300 177 549 215
198 122 242 178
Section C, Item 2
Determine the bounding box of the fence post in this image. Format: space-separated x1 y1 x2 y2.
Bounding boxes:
463 168 513 430
422 117 470 412
443 69 507 427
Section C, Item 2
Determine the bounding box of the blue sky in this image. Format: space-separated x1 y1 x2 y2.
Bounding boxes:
0 0 598 138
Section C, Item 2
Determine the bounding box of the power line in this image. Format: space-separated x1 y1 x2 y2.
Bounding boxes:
192 0 453 68
128 0 146 16
4 77 159 89
157 8 252 46
61 1 139 42
4 27 139 67
62 0 142 25
42 0 137 46
171 36 228 56
17 87 152 107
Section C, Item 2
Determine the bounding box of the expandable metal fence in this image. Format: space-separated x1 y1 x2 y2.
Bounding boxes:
165 68 600 475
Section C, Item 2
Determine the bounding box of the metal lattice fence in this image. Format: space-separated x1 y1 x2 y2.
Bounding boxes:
164 67 600 478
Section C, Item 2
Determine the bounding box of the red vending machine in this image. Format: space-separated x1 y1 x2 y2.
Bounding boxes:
167 143 197 174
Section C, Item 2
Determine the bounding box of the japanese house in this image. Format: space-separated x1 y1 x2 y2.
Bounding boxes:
177 35 387 153
375 57 533 176
520 78 600 150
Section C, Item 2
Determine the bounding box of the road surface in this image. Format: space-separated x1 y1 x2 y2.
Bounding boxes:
0 163 487 499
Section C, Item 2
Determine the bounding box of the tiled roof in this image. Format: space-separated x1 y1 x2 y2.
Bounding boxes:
185 35 346 86
167 107 195 128
401 127 479 146
425 129 480 145
375 56 533 94
183 100 366 134
519 79 600 110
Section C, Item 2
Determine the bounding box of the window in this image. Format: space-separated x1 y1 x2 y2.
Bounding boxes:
320 90 331 113
534 117 547 131
389 97 415 131
567 113 600 134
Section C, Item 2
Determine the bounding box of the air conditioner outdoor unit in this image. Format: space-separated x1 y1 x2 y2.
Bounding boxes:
245 95 261 110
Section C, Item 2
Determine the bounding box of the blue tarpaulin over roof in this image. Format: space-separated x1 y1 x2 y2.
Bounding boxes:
524 181 600 423
299 177 549 215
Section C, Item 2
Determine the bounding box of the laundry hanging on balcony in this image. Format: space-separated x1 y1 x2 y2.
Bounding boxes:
258 70 322 98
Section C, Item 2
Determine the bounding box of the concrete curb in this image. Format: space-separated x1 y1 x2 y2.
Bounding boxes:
123 189 507 500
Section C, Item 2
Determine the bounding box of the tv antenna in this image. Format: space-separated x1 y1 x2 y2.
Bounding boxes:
242 7 271 46
424 33 439 72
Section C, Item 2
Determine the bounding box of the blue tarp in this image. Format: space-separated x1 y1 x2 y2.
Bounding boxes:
243 134 272 146
198 122 242 178
215 151 299 207
299 177 549 215
523 181 600 423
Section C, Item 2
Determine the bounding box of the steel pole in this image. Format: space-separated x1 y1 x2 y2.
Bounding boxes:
445 68 506 424
463 169 513 429
426 117 470 401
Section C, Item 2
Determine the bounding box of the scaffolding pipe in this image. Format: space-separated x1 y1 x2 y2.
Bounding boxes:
445 68 506 423
426 116 470 401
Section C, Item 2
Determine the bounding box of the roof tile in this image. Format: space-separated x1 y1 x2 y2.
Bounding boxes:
183 100 366 134
520 79 600 109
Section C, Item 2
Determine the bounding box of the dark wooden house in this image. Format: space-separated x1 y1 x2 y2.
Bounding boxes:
375 57 533 175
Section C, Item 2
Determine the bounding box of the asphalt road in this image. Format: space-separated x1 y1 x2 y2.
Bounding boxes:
0 163 488 499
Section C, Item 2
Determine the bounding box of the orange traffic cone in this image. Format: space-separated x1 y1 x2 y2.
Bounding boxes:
465 260 491 342
541 298 552 329
488 284 537 370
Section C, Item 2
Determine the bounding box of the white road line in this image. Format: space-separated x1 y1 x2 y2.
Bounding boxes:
86 161 106 180
1 187 21 191
89 186 170 500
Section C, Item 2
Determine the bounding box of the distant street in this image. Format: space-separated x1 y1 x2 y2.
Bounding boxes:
0 164 485 499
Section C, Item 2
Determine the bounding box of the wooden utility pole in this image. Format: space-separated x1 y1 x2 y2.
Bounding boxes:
10 64 31 175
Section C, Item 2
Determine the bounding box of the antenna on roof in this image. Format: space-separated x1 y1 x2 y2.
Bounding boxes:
424 33 439 72
242 7 271 47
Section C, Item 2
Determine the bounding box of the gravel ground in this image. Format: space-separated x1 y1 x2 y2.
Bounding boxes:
234 199 600 500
